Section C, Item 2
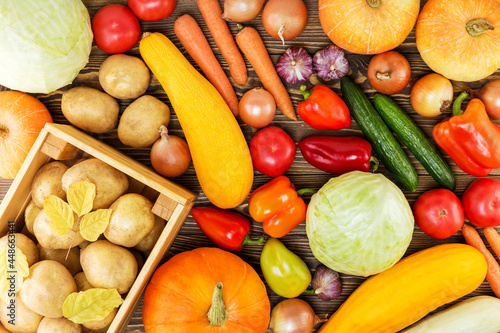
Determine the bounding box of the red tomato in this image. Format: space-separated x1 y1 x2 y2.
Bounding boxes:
91 4 141 54
462 178 500 228
250 126 296 177
413 189 464 239
128 0 177 22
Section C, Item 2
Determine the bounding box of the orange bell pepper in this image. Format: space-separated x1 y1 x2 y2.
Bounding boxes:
433 93 500 177
248 176 309 238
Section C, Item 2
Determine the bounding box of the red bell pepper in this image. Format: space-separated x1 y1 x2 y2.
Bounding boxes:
298 136 378 175
433 92 500 177
191 206 264 251
248 176 311 238
297 85 351 130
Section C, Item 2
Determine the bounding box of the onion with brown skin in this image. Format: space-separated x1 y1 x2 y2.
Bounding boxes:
262 0 308 44
410 73 453 117
150 125 191 178
270 298 327 333
367 51 411 95
239 87 276 129
470 78 500 119
222 0 265 22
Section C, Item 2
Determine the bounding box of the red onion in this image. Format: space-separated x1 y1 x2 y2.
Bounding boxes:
276 47 313 84
313 45 349 80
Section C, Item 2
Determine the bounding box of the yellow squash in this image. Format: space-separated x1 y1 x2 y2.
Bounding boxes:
318 243 487 333
139 32 253 209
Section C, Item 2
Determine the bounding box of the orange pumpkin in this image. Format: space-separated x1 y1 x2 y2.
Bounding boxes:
142 247 271 333
416 0 500 82
0 91 52 179
319 0 420 54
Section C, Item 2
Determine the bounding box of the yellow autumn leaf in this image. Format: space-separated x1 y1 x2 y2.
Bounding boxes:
79 209 112 242
44 195 75 236
0 243 29 302
67 180 96 217
63 288 124 324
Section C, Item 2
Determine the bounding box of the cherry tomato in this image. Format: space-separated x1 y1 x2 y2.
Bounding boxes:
250 126 296 177
367 51 411 95
462 178 500 228
239 87 276 129
91 4 141 54
127 0 177 22
412 188 464 239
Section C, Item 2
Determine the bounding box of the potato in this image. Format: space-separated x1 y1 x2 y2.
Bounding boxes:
104 193 155 247
83 307 117 330
80 240 137 294
38 244 82 276
24 199 40 235
0 293 43 333
134 216 166 252
37 317 81 333
0 233 38 267
20 260 77 318
62 158 129 210
31 161 68 209
117 95 170 148
129 248 145 271
33 210 85 250
99 54 150 100
74 272 94 292
61 86 119 134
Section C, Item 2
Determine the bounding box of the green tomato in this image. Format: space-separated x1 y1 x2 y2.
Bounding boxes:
260 237 311 298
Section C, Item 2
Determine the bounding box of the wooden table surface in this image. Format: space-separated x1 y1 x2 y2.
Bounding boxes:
1 0 500 332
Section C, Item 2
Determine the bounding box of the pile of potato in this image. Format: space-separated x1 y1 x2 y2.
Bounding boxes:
0 157 166 333
61 54 171 149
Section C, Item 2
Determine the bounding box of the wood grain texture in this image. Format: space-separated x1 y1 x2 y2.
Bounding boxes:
1 0 500 332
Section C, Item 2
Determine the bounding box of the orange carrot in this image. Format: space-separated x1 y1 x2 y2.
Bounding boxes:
462 224 500 298
484 227 500 260
196 0 248 85
236 27 297 121
174 15 239 116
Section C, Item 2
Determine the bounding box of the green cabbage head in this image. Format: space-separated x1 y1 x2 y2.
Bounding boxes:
307 171 414 277
0 0 93 93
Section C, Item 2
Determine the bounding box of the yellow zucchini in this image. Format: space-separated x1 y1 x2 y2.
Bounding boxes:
401 296 500 333
139 32 253 209
318 243 487 333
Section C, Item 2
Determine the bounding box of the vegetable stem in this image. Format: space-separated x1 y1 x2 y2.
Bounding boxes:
366 0 381 8
241 235 265 247
452 91 469 116
297 188 318 196
300 85 312 100
369 156 379 172
207 282 229 327
0 126 8 139
466 19 494 37
303 289 315 294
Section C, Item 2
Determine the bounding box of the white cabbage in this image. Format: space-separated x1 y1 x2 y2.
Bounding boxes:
307 171 414 277
0 0 93 93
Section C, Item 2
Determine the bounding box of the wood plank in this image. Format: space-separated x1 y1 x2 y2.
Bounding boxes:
1 0 500 332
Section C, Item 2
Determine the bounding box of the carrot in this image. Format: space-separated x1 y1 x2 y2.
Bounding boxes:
196 0 248 85
174 15 239 116
462 224 500 298
236 27 297 121
484 227 500 260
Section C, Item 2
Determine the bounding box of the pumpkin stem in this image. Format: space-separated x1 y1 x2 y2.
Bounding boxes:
207 282 229 327
366 0 381 8
0 126 8 139
466 19 494 37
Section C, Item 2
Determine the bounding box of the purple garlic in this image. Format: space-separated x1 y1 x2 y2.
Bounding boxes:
276 47 313 84
313 45 349 80
311 265 342 301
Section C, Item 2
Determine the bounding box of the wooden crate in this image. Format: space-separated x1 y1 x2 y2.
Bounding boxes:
0 123 198 332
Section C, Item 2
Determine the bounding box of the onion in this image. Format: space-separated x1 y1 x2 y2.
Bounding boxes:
470 78 500 119
150 125 191 178
222 0 265 22
410 73 453 117
262 0 308 44
269 298 326 333
276 47 313 84
367 51 411 95
239 87 276 128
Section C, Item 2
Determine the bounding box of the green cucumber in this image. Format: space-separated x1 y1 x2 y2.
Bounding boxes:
340 76 418 191
373 93 456 190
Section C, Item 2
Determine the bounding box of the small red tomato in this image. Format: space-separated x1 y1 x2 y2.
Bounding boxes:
250 126 296 177
91 4 141 54
413 188 464 239
128 0 177 22
462 178 500 228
